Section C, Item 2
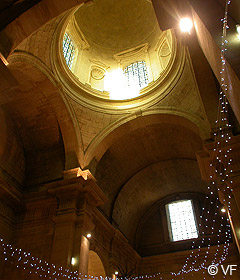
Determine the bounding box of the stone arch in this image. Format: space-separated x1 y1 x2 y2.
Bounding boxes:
85 109 210 169
88 250 106 277
111 159 207 244
0 1 85 56
90 110 209 246
5 52 83 185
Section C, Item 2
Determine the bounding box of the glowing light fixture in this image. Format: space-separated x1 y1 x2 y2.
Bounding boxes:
115 271 119 275
71 257 76 265
221 207 226 213
179 18 193 33
86 233 92 238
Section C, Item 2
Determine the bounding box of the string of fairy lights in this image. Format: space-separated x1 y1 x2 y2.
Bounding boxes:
0 0 236 279
170 0 234 277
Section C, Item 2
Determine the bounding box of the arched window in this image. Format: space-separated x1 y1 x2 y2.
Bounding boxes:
166 199 198 242
123 61 149 89
62 33 75 69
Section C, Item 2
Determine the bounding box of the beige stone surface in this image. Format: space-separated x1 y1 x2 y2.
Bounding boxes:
16 15 65 69
1 0 240 279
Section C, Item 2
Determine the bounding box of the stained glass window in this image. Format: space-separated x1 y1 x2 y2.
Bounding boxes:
63 33 75 69
123 61 149 89
166 200 198 242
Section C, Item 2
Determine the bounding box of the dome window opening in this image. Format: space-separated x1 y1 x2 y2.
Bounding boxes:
63 33 75 69
166 199 198 242
124 61 149 90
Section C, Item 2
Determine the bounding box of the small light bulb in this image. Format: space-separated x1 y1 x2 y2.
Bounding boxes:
87 233 92 239
179 18 193 33
221 208 226 213
71 257 76 265
115 271 119 275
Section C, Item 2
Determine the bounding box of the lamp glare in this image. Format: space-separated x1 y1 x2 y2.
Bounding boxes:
180 18 193 33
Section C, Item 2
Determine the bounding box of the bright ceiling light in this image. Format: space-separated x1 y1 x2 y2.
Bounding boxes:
236 24 240 40
87 233 92 238
179 18 193 33
221 207 226 213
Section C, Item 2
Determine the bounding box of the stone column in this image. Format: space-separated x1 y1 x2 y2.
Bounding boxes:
51 190 78 268
219 188 240 254
71 195 95 274
48 168 107 273
79 235 90 276
224 171 240 254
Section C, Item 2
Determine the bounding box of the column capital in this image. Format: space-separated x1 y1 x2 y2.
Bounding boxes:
63 167 96 181
47 169 107 208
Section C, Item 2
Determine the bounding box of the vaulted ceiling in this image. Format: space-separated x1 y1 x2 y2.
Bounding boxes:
0 0 239 243
94 116 206 242
74 0 160 55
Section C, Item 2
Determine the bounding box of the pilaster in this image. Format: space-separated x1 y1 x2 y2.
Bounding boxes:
48 168 107 272
196 134 240 254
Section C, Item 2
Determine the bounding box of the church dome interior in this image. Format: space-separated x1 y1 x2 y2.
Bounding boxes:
58 0 175 101
0 0 240 279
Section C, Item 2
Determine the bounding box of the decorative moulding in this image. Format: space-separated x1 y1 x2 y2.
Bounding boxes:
114 43 149 66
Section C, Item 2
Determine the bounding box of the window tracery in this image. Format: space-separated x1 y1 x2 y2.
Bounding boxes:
63 33 75 69
123 61 149 89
